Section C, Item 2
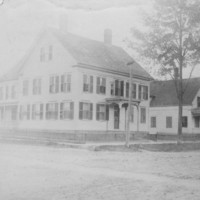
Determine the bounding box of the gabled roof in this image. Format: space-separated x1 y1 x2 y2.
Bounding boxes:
52 29 152 80
0 28 152 82
150 77 200 107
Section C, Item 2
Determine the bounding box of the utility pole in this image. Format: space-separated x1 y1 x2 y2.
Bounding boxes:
125 61 134 147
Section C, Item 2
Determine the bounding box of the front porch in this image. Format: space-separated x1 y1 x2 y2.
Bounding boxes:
105 97 141 132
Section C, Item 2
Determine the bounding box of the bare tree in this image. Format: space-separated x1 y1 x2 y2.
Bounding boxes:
126 0 200 143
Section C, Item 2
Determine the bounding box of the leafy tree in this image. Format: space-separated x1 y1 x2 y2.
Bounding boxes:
127 0 200 143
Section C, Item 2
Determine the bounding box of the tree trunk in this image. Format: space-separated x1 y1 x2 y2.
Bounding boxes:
177 86 183 144
177 9 183 144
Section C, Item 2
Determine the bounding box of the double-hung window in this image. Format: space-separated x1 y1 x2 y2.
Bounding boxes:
0 106 4 120
182 116 188 128
139 85 148 100
23 80 29 96
140 107 146 123
96 104 109 121
83 75 93 93
126 83 136 98
40 47 45 62
0 87 3 100
151 116 156 128
61 74 71 93
96 77 106 94
60 101 74 120
115 80 124 97
19 104 30 120
166 116 172 128
46 102 58 120
32 103 43 120
49 76 59 93
33 78 41 95
11 85 16 99
6 86 9 100
79 102 93 120
111 80 124 96
49 45 53 60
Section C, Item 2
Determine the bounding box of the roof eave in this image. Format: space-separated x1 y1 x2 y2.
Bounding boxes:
74 63 153 81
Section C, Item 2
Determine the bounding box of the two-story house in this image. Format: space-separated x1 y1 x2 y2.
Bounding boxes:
0 27 152 141
149 78 200 135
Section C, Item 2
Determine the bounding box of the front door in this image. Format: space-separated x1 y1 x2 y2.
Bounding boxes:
114 105 120 129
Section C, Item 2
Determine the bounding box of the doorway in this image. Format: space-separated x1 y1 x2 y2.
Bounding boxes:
114 104 120 129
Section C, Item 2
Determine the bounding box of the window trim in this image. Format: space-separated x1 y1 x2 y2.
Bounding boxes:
140 107 146 124
166 116 172 128
79 102 93 120
83 74 93 93
151 116 156 128
60 101 74 120
182 116 188 128
61 73 71 93
96 76 106 95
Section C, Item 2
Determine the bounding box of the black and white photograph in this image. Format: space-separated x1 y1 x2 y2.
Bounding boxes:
0 0 200 199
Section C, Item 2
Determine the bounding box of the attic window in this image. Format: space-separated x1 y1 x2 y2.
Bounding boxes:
40 47 45 62
49 45 53 60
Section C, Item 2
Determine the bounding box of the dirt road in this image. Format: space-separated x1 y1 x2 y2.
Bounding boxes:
0 143 200 200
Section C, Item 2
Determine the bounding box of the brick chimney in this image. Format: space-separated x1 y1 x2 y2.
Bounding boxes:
104 29 112 45
59 14 68 33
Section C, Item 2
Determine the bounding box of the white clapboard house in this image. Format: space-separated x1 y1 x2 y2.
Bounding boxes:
0 27 152 141
150 78 200 135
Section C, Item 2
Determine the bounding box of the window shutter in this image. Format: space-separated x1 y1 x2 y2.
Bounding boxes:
49 77 53 93
19 105 22 120
27 104 30 120
79 102 83 119
96 104 99 120
139 85 142 99
96 77 100 94
90 103 93 120
83 75 87 91
39 79 41 94
60 102 64 119
120 81 124 97
40 104 43 120
106 104 109 121
102 78 106 94
33 79 35 94
126 82 129 98
32 104 35 120
70 102 74 119
146 86 148 100
90 76 93 93
55 103 58 120
115 80 118 96
61 75 64 92
46 104 49 119
67 74 71 92
56 76 59 93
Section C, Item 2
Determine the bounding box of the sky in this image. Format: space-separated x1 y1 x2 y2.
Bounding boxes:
0 0 199 79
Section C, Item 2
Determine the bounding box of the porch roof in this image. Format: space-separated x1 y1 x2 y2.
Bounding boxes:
105 97 140 106
191 108 200 117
